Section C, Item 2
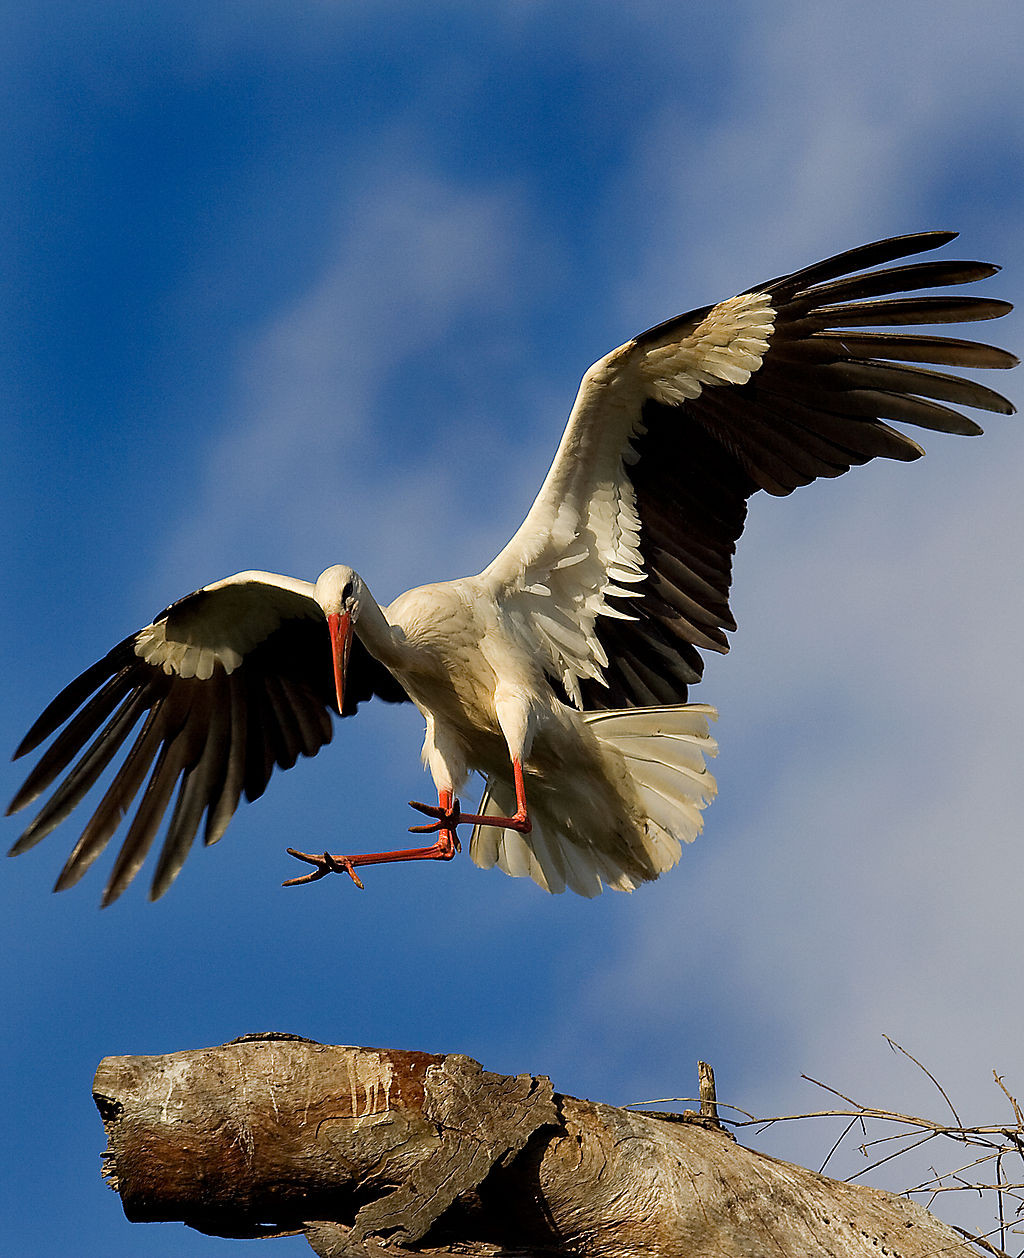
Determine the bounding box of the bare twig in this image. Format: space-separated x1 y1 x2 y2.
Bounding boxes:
819 1115 862 1175
949 1222 1014 1258
625 1095 758 1121
884 1036 964 1128
845 1130 939 1182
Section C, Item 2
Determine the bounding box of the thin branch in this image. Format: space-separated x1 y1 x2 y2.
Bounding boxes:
884 1036 963 1128
908 1182 1024 1197
998 1152 1008 1252
802 1073 865 1110
625 1096 758 1121
949 1221 1014 1258
904 1149 1003 1192
859 1127 945 1155
994 1074 1023 1131
843 1130 938 1182
731 1105 1006 1143
818 1115 862 1175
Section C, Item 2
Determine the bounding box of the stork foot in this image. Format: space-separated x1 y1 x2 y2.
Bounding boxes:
408 797 463 842
284 849 365 889
408 796 531 835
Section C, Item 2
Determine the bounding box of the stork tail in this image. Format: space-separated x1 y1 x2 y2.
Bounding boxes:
470 704 718 896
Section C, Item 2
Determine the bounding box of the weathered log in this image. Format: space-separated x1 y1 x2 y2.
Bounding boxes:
93 1034 975 1256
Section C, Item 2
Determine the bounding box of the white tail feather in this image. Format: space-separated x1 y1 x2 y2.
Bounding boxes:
470 704 718 895
472 780 599 897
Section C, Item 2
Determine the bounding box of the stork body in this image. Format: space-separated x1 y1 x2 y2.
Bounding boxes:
294 568 699 896
7 231 1017 903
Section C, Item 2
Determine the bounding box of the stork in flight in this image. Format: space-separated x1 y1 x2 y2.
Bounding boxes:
7 232 1017 905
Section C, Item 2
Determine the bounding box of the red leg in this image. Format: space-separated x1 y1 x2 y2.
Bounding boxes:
410 759 532 835
284 790 462 890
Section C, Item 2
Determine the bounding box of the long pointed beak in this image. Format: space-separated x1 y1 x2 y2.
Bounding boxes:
326 611 354 714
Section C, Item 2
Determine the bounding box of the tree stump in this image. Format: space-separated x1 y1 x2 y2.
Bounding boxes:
92 1034 975 1256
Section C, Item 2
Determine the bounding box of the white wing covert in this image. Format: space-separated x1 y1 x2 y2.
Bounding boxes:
482 233 1016 712
480 293 775 706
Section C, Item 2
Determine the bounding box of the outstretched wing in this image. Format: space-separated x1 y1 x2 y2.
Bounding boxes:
480 231 1016 709
7 571 409 905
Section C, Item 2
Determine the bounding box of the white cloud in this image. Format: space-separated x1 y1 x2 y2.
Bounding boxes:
610 1 1024 313
547 6 1024 1232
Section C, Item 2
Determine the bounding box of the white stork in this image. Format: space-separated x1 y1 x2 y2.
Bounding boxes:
7 232 1017 905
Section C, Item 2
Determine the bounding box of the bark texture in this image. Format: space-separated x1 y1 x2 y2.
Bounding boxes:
93 1034 975 1257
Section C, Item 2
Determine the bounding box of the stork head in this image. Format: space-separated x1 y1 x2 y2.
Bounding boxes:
315 565 364 715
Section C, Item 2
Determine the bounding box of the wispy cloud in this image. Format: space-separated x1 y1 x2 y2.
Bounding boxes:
549 4 1024 1225
612 1 1024 310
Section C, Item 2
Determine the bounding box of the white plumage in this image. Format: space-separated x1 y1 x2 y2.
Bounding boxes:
471 706 718 897
7 232 1016 904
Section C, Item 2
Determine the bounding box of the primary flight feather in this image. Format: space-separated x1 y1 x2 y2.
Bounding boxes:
8 231 1017 904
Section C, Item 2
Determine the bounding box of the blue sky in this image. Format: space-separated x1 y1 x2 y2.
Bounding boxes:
3 4 1023 1254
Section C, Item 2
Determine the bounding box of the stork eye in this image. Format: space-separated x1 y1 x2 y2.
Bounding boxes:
341 580 353 602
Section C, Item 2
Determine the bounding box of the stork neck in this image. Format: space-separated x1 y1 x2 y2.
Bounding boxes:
353 586 407 670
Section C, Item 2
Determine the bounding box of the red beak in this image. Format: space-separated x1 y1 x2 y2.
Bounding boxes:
326 611 353 714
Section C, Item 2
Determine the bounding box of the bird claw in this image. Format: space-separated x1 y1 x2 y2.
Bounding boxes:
408 799 462 849
283 848 365 890
409 796 461 821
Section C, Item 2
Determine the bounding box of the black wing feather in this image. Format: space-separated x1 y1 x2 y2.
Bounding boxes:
581 232 1016 710
205 674 248 846
8 584 410 903
150 680 226 901
52 702 167 892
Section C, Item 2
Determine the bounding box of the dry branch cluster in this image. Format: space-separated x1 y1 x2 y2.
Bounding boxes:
631 1040 1024 1257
